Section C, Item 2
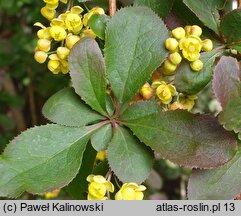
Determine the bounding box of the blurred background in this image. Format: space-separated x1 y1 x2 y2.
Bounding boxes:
0 0 236 200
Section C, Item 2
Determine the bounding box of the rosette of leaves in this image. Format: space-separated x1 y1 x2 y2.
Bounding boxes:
0 6 238 199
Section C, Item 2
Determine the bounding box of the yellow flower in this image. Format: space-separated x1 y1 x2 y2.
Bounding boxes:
45 3 58 10
96 151 106 161
43 0 58 4
65 35 80 49
163 60 177 75
140 83 153 100
168 52 182 65
190 59 203 72
37 39 51 52
165 38 179 52
178 93 198 111
87 175 114 200
70 6 84 14
179 35 202 62
202 39 213 52
172 27 185 40
190 25 202 37
48 58 61 74
156 81 176 104
49 25 67 41
65 13 83 34
41 6 56 20
80 28 96 39
57 47 70 60
34 51 48 63
44 188 60 199
115 183 146 200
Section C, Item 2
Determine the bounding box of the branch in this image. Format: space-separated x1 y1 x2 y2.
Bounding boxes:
3 72 26 133
109 0 116 16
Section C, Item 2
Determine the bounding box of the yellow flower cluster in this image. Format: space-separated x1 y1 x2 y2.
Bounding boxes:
164 25 213 74
86 175 146 200
34 1 105 74
137 72 197 110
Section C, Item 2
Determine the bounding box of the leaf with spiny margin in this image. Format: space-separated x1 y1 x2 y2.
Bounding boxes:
183 0 220 33
175 49 222 95
188 150 241 200
212 56 241 108
42 88 105 127
219 93 241 139
220 9 241 42
91 123 112 151
107 126 154 184
69 37 107 116
121 101 238 168
134 0 175 19
105 6 169 107
0 124 100 198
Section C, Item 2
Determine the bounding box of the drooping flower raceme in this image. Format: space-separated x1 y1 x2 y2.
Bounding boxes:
115 183 146 200
87 175 114 200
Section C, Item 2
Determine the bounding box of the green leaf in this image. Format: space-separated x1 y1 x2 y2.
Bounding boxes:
88 14 109 40
212 56 241 108
69 37 107 115
42 88 105 127
175 49 222 95
105 6 169 107
106 94 114 116
91 123 112 151
188 150 241 199
219 93 241 138
183 0 220 33
121 101 238 168
0 124 101 198
107 126 153 183
134 0 175 18
66 142 97 199
220 9 241 42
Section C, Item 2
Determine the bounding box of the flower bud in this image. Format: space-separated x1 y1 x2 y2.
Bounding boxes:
140 83 153 100
190 59 203 72
184 25 192 35
34 51 48 63
41 7 56 20
202 39 213 52
65 35 80 49
165 38 179 51
168 52 182 65
37 39 51 52
57 47 70 59
172 27 185 40
37 28 51 39
48 60 60 74
190 25 202 37
163 60 177 75
45 3 58 10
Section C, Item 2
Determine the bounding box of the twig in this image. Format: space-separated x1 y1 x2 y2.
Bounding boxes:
239 0 241 8
109 0 116 16
3 72 26 133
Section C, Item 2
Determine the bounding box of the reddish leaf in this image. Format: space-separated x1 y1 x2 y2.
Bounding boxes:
212 56 240 108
